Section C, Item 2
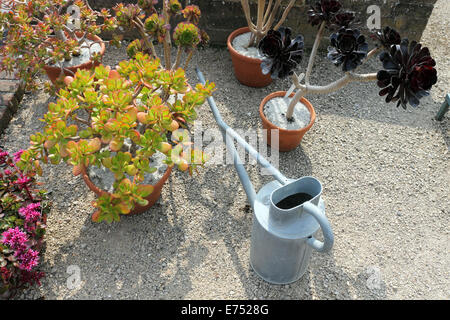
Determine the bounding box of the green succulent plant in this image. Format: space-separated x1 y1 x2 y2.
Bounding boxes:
0 0 118 91
173 22 200 48
112 0 209 70
18 53 215 223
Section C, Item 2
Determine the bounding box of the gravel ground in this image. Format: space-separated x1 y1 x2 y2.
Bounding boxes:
1 0 449 300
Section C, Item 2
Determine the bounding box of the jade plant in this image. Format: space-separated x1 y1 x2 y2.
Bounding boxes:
240 0 298 47
0 0 118 90
17 53 215 223
0 148 49 299
112 0 208 70
258 0 438 121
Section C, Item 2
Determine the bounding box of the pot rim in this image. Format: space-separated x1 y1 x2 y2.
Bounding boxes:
43 32 105 71
259 91 316 134
227 26 264 64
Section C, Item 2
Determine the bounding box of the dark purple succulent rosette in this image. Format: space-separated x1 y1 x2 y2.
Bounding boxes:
327 28 369 72
372 26 402 49
330 10 356 29
258 27 304 79
308 0 343 27
377 39 437 109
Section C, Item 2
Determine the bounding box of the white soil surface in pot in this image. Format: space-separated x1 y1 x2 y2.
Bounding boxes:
232 32 264 59
50 38 102 68
264 96 311 130
87 149 168 194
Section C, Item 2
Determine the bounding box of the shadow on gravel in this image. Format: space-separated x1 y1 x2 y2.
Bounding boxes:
179 144 319 299
307 251 387 300
9 94 54 136
435 117 450 150
41 179 209 299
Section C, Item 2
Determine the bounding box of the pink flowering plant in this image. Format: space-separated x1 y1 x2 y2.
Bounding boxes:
112 0 209 70
0 148 49 298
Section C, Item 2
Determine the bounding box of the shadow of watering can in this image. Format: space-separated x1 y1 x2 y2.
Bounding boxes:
196 69 334 285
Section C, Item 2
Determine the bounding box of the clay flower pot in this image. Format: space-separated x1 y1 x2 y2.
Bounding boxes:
43 33 105 84
80 165 173 217
227 27 272 88
259 91 316 152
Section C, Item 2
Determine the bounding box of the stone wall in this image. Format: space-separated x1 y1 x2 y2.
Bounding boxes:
90 0 436 47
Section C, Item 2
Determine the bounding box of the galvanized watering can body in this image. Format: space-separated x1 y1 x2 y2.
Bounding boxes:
196 69 334 285
251 178 333 284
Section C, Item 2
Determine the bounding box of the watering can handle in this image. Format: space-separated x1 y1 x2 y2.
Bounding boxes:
303 202 334 253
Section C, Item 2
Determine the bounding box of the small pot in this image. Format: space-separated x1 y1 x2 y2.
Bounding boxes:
259 91 316 152
80 165 173 217
227 27 272 88
43 33 105 84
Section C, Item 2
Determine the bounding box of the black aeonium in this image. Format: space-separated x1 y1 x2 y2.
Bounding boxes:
258 27 304 79
327 28 369 72
307 0 342 27
377 39 437 109
373 26 401 49
330 10 356 29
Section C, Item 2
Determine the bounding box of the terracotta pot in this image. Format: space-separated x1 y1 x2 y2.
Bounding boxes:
80 165 173 217
43 33 105 84
259 91 316 152
227 27 272 88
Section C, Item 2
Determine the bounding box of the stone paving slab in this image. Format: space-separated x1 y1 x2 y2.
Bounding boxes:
0 70 24 134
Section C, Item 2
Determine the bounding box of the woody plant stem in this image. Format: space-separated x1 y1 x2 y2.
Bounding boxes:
285 42 381 119
241 0 298 48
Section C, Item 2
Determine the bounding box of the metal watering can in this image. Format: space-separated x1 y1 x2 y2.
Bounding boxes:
196 69 334 284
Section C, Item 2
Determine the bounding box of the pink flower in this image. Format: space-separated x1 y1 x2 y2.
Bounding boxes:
18 249 40 271
1 227 29 256
13 149 24 163
19 203 42 233
4 169 12 175
1 227 28 247
18 202 41 222
0 151 9 164
27 202 41 211
15 176 31 188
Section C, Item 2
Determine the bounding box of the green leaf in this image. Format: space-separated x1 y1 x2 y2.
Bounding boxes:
137 185 154 197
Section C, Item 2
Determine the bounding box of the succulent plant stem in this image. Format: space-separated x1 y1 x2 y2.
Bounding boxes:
184 48 195 69
134 18 158 60
365 47 382 62
305 21 326 85
163 1 172 69
286 24 380 120
272 0 296 31
263 0 274 25
173 46 183 70
241 0 298 48
286 71 378 119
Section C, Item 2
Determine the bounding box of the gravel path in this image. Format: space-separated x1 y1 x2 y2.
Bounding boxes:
1 0 449 300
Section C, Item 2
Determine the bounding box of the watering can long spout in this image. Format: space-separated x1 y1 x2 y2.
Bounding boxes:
196 68 289 203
